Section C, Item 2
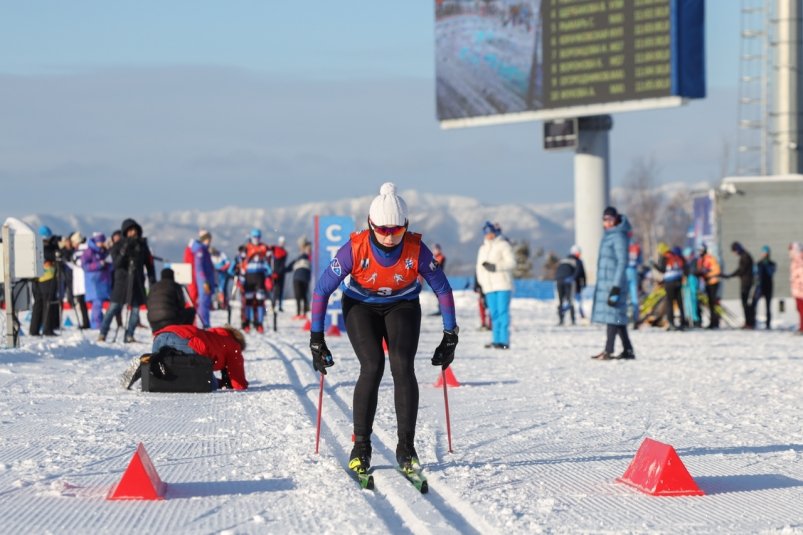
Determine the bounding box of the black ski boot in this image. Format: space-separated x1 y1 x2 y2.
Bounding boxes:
348 435 372 474
395 434 419 469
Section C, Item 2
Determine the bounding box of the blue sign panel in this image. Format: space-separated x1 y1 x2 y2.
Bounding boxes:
314 216 355 331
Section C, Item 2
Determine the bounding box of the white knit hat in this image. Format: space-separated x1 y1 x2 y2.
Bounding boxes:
368 182 408 227
70 232 84 245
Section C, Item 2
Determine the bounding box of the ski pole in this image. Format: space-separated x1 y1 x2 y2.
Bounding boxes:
442 369 453 453
314 372 325 454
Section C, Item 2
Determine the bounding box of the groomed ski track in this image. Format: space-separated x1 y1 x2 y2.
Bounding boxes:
264 337 494 534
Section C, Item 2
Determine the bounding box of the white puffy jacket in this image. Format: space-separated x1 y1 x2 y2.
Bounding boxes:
476 236 516 293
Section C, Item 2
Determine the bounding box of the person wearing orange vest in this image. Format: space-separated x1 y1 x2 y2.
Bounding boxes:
309 183 458 479
696 243 721 329
239 229 273 333
652 242 687 330
270 236 289 312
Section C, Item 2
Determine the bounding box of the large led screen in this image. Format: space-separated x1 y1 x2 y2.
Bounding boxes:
435 0 704 125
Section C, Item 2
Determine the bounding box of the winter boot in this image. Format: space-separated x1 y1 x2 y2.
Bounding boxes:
590 351 613 360
124 334 136 344
614 349 636 360
395 433 419 469
349 436 372 474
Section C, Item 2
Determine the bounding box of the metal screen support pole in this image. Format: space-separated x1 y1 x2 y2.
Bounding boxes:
574 115 613 285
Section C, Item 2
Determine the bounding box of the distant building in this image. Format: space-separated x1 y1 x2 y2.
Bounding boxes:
719 174 803 299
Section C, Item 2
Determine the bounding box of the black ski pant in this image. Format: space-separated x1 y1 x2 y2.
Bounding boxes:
664 282 685 328
740 286 755 327
343 295 421 442
30 278 58 335
273 274 286 310
293 279 309 315
705 282 720 327
74 295 90 328
751 286 772 328
604 323 633 354
557 282 574 324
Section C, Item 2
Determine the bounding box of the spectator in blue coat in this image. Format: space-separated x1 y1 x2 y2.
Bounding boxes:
211 247 236 311
191 230 217 328
81 232 112 329
591 206 636 360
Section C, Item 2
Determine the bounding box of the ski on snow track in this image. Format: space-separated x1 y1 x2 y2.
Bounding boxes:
350 468 374 490
398 464 428 494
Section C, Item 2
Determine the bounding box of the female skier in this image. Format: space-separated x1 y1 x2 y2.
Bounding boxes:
309 182 459 476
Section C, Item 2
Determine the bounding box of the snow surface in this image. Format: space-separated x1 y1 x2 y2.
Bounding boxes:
1 293 802 534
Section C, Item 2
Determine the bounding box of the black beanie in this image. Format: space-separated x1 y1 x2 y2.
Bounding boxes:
161 268 175 280
603 206 618 218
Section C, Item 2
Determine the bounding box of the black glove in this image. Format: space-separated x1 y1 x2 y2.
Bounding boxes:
607 286 621 307
310 331 334 375
432 328 459 369
482 262 496 272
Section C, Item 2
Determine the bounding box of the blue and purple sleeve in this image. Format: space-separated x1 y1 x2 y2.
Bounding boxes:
311 241 353 333
418 244 457 331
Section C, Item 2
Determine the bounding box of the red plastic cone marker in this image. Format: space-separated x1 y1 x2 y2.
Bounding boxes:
617 438 704 496
326 324 341 337
433 367 461 387
108 443 167 500
302 318 311 331
382 338 388 354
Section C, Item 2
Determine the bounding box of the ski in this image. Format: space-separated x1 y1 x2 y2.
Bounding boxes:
348 457 374 490
350 467 374 490
398 464 428 494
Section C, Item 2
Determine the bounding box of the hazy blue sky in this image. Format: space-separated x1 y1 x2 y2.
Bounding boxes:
0 1 740 216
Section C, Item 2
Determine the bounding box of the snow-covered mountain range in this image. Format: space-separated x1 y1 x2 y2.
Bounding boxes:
21 191 575 276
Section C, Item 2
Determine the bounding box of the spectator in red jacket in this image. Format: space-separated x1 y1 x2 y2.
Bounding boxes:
152 324 248 390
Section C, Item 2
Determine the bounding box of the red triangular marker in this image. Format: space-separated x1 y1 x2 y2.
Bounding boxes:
108 443 167 500
617 438 704 496
301 318 311 331
326 324 341 337
433 367 461 387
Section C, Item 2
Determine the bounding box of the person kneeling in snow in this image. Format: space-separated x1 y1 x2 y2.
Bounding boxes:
152 324 248 390
122 324 248 390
